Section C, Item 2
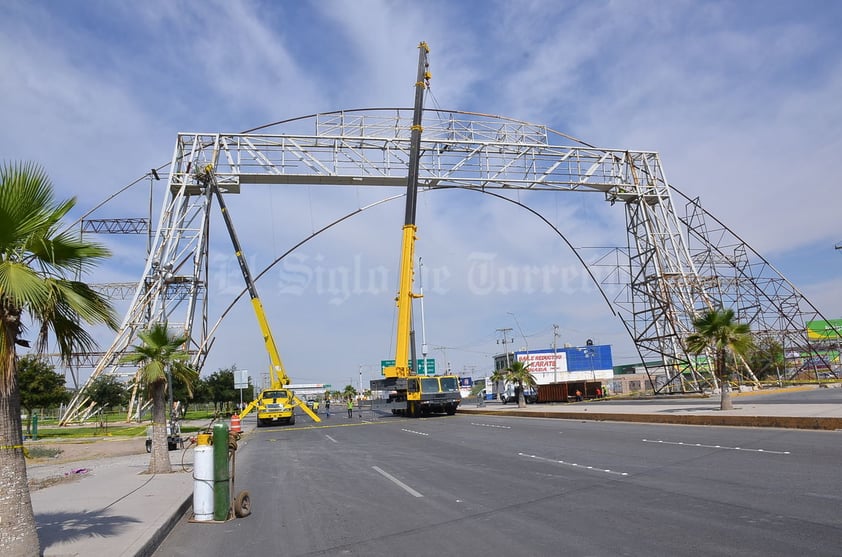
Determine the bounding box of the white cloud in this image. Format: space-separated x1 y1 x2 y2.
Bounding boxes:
4 1 841 389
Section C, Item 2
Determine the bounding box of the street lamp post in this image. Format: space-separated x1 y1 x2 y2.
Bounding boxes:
581 342 597 396
418 257 429 374
552 324 559 383
166 364 174 429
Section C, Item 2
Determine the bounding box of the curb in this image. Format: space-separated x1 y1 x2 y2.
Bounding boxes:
131 422 258 557
136 493 193 557
457 408 842 430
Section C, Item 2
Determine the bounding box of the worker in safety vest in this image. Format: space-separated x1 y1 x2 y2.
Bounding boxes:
347 398 353 418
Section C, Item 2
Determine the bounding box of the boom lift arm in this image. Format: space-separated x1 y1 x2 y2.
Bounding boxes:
198 164 320 423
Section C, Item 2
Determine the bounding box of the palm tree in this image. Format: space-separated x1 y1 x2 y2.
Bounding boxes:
492 360 537 408
122 322 198 474
342 384 357 401
490 366 508 399
0 161 117 557
685 308 754 411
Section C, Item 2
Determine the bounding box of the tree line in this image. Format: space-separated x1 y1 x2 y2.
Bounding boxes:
17 356 255 424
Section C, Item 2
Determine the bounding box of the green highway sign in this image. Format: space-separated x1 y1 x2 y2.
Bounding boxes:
380 358 436 375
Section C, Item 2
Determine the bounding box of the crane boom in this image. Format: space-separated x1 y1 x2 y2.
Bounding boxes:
200 164 320 423
383 41 429 379
374 42 461 418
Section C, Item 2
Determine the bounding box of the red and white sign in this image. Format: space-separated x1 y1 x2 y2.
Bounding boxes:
516 352 568 385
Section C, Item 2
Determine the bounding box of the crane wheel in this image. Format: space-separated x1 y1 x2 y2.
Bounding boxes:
234 490 252 518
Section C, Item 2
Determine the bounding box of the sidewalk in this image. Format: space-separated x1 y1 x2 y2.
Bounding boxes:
29 418 250 557
30 451 193 557
27 386 842 556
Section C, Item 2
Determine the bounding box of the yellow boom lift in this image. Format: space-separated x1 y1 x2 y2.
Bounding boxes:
372 42 462 417
197 164 320 426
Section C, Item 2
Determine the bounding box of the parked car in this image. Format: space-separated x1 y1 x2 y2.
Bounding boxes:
499 384 538 404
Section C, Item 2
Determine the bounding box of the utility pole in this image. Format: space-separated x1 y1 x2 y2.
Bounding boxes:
432 346 450 373
553 324 559 383
508 312 528 365
496 328 513 368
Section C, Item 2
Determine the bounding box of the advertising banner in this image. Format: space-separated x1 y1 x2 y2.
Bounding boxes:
807 319 842 340
517 351 568 373
514 345 614 385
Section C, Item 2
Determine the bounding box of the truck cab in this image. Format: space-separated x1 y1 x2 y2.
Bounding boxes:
256 388 296 427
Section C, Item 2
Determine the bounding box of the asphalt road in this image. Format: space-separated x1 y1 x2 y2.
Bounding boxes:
155 411 842 556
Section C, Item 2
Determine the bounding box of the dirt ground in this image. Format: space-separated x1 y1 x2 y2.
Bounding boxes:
27 437 147 465
24 437 150 491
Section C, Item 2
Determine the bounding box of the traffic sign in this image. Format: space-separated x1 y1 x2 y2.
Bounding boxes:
380 359 436 375
233 369 249 389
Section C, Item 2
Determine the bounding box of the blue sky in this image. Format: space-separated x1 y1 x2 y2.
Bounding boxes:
3 0 842 390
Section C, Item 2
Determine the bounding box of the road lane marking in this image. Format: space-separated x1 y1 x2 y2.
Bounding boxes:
325 434 338 443
519 452 629 476
401 429 429 436
642 439 790 455
471 422 512 429
806 492 842 501
372 466 424 497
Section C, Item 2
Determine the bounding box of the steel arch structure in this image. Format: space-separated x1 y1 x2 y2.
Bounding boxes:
61 108 836 423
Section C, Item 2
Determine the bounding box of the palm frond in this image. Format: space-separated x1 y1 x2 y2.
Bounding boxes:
0 261 50 307
26 230 111 276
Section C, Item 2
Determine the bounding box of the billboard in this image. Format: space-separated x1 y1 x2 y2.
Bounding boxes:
806 319 842 340
516 351 568 377
514 345 613 385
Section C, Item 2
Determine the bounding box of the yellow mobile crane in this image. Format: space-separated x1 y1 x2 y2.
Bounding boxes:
197 164 320 426
372 42 462 418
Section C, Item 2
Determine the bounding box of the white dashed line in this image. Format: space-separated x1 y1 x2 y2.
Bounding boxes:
471 422 512 429
518 452 629 476
401 429 429 436
325 434 338 443
642 439 790 455
372 466 424 498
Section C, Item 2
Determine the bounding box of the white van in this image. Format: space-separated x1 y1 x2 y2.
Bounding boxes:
499 383 538 404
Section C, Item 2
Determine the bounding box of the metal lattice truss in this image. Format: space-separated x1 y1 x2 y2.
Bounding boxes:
61 108 835 422
589 184 836 391
81 218 149 234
